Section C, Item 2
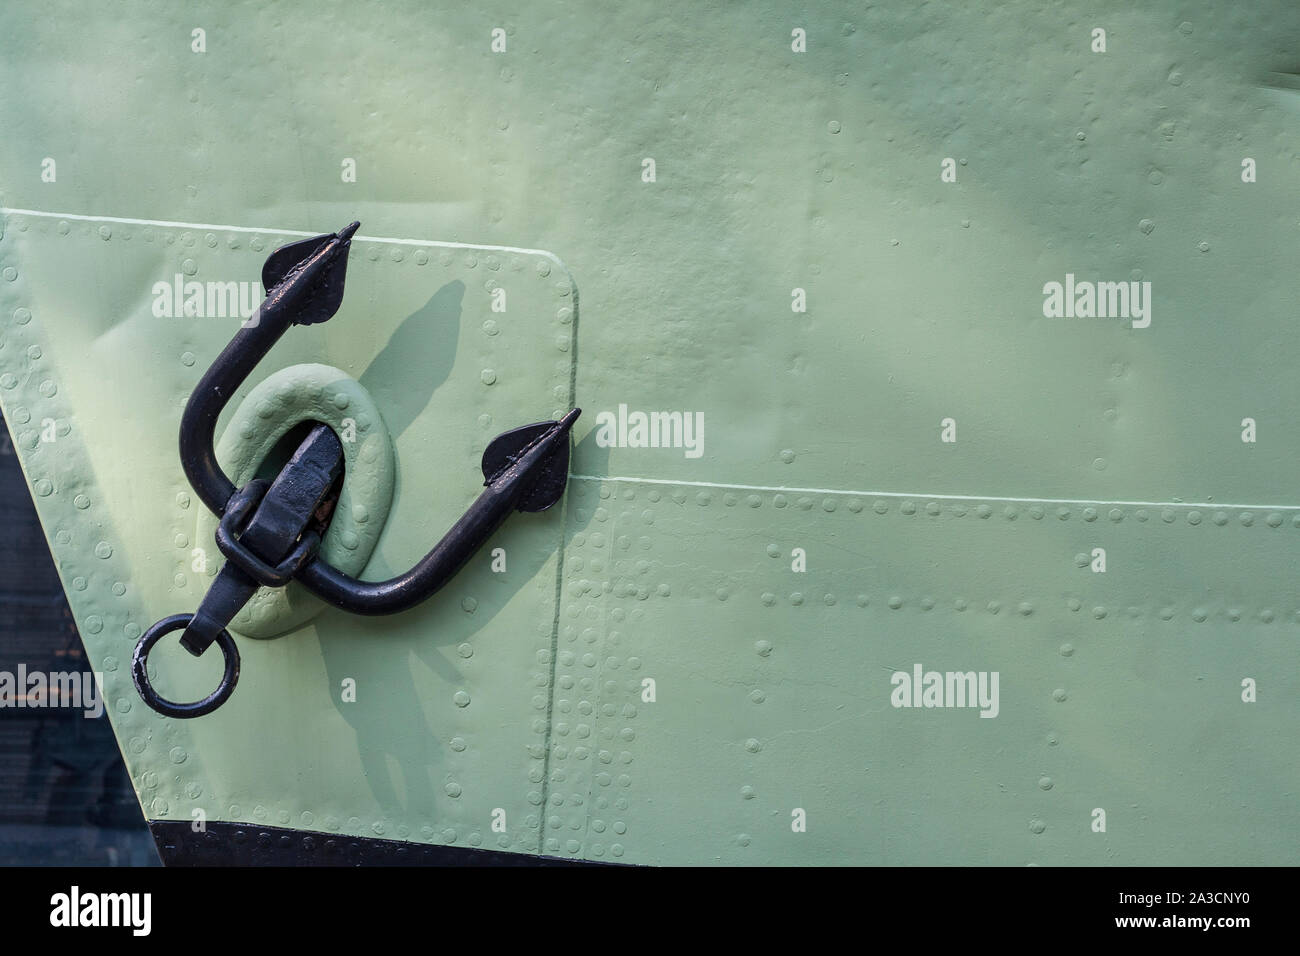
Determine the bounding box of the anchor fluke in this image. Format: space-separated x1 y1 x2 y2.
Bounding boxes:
258 220 360 326
481 408 581 512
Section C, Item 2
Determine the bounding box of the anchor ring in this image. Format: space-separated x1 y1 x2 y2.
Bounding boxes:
131 613 240 719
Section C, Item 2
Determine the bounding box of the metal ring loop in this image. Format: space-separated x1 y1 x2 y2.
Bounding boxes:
132 613 240 718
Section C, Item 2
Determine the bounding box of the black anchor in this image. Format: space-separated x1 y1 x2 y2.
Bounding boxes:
132 222 579 717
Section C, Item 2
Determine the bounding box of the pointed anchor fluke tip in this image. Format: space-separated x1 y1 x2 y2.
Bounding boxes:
337 220 361 242
559 408 581 430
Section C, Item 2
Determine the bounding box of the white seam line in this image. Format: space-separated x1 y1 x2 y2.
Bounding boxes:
5 206 1287 514
0 207 560 259
569 474 1300 513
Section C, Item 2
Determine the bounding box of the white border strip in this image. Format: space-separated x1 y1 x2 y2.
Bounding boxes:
570 474 1300 513
0 206 560 259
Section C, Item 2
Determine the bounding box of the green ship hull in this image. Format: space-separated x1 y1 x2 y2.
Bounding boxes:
0 0 1297 865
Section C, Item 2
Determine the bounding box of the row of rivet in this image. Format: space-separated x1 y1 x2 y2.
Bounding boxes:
573 481 1300 528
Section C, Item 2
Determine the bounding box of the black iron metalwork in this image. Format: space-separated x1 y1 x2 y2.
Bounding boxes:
132 220 579 718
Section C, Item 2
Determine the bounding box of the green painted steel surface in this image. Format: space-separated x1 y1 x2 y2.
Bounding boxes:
0 1 1297 864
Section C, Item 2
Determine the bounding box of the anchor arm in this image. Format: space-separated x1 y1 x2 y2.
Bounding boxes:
298 408 580 614
179 221 359 515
